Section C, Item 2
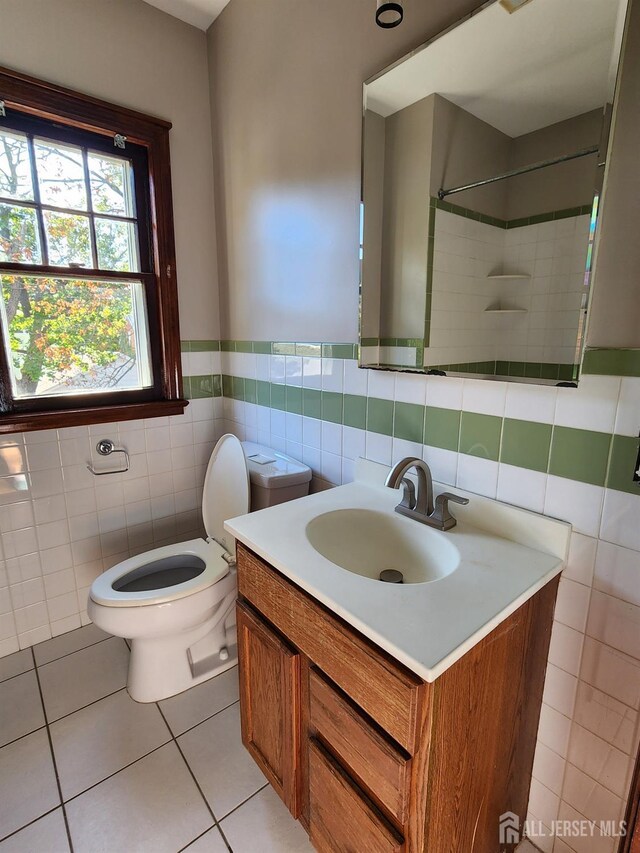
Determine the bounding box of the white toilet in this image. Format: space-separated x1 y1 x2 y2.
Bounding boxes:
88 435 311 703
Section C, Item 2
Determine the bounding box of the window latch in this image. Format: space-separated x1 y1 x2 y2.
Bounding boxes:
0 101 6 118
114 133 127 149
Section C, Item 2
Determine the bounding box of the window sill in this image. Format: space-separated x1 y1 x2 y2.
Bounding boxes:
0 399 188 435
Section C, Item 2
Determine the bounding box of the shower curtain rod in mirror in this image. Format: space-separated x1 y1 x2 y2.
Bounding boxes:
437 144 600 200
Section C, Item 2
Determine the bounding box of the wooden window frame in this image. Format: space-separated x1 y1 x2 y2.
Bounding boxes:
0 65 186 434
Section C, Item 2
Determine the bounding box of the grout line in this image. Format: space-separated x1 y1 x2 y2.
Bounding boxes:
170 697 239 739
34 634 112 670
177 823 233 853
0 723 47 752
30 646 75 853
155 702 221 829
62 740 171 805
46 685 129 727
216 782 270 823
0 665 36 686
0 804 62 845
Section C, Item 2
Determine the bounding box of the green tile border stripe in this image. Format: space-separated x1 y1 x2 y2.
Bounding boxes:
431 196 592 229
582 348 640 378
180 340 220 352
180 341 640 379
429 361 579 381
215 340 358 359
218 372 640 494
184 373 222 399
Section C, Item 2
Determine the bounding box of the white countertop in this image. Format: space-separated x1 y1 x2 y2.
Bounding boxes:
225 461 570 682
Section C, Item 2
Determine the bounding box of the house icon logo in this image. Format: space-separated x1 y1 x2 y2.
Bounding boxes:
499 812 520 845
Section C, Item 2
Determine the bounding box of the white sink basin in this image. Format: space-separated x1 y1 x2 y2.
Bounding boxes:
305 508 460 584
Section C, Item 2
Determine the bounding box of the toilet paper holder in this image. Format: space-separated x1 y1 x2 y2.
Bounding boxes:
87 439 130 476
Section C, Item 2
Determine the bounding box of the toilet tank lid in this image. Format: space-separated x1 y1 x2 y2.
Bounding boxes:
242 441 312 489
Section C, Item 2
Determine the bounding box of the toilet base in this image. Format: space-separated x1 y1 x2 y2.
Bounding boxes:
127 603 238 703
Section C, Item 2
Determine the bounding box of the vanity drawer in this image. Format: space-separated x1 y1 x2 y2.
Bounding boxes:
309 739 405 853
309 668 410 825
237 544 424 753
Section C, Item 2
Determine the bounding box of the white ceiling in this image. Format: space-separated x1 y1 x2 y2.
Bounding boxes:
142 0 231 30
366 0 628 137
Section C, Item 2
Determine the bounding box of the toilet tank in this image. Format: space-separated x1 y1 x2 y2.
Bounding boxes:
242 442 312 510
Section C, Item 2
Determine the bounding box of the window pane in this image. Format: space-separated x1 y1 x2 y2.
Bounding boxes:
43 210 92 267
0 203 42 264
0 274 152 398
88 153 134 217
0 131 34 201
95 217 139 272
34 139 87 210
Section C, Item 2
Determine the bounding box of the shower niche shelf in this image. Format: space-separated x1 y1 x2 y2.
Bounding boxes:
485 273 531 280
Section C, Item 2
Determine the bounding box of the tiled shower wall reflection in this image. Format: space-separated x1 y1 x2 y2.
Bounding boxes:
427 210 589 368
218 344 640 853
0 345 225 654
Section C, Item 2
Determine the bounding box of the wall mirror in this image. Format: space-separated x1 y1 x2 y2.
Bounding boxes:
360 0 628 385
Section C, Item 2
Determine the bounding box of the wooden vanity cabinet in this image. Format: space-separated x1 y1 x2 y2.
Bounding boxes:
236 543 559 853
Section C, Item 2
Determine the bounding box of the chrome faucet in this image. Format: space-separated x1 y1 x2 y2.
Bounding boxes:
385 457 469 531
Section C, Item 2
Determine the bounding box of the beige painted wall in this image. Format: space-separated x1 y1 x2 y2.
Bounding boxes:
507 109 602 220
379 96 433 338
430 94 510 220
587 0 640 348
207 0 485 342
0 0 219 340
210 0 639 350
361 110 385 339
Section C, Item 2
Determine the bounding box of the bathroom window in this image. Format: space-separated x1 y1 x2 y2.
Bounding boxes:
0 67 184 433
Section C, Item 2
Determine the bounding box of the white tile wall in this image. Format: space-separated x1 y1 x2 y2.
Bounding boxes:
0 385 226 657
426 211 590 369
220 351 640 852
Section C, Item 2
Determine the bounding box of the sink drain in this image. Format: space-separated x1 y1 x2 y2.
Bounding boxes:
379 569 404 584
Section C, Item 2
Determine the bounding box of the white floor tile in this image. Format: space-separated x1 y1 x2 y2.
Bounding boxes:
65 743 212 853
220 785 313 853
38 637 129 722
33 623 109 667
51 689 171 800
0 808 69 853
0 670 45 747
183 826 229 852
159 667 239 737
0 729 59 839
178 703 267 819
0 649 33 684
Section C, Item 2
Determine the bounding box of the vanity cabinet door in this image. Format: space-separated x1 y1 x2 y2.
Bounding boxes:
237 601 301 817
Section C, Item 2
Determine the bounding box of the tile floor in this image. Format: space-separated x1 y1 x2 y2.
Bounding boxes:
0 623 543 853
0 624 312 853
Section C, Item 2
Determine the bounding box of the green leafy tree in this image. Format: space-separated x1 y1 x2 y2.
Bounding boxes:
0 134 138 396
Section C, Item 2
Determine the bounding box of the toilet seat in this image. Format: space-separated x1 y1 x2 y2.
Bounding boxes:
90 537 230 607
90 434 251 609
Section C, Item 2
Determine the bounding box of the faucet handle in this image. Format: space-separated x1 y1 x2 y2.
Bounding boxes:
436 492 469 507
431 492 470 530
399 477 417 510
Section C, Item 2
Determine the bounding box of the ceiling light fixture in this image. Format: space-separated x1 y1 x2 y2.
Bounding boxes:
376 1 404 28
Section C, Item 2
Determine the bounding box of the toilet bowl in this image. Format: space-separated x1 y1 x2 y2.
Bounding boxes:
88 434 311 703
